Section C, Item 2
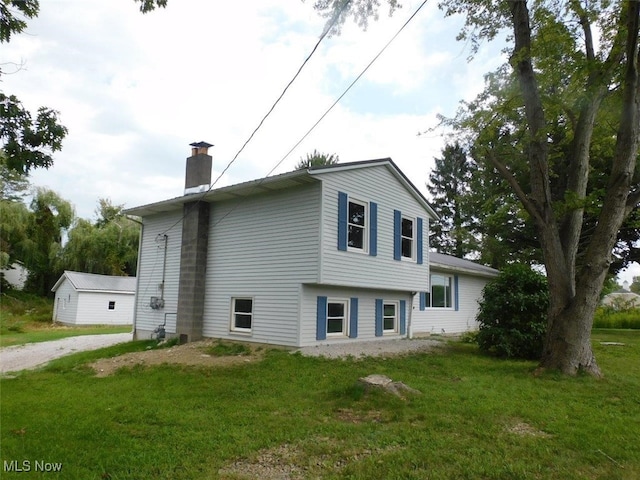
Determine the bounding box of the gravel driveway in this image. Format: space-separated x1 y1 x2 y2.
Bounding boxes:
0 333 132 374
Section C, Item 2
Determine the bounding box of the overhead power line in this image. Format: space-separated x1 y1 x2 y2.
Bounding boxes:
210 0 430 229
158 2 350 236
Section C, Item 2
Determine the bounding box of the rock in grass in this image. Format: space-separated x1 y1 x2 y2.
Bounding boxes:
358 374 421 399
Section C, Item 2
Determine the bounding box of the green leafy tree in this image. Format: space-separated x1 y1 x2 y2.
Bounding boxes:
313 0 640 376
427 142 479 258
476 264 549 360
20 188 74 296
1 2 67 174
59 199 140 276
295 150 340 169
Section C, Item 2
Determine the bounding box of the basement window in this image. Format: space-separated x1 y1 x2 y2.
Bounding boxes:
231 298 253 333
383 302 398 333
327 299 348 337
108 301 116 310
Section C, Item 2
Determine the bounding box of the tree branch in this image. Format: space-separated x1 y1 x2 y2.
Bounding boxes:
486 149 542 225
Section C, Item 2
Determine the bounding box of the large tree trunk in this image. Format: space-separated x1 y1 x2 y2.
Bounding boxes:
541 302 600 376
507 0 640 376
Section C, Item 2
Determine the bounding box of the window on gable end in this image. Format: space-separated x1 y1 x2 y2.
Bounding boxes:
401 216 414 259
348 199 367 251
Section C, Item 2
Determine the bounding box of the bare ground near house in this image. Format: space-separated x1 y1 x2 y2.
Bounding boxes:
89 337 445 377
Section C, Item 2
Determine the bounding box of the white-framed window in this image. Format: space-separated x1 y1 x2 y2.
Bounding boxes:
383 301 398 333
231 297 253 333
429 274 453 308
108 301 116 310
348 199 368 252
327 299 349 337
401 216 414 259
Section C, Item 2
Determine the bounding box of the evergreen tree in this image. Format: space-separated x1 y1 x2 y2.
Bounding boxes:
427 143 478 258
295 150 339 169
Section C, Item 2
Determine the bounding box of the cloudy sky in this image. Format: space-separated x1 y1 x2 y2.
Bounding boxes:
3 0 638 284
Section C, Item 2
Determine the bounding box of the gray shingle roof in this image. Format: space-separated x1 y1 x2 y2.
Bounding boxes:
429 252 499 278
52 271 136 293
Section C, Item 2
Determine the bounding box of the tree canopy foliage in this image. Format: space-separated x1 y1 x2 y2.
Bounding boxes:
314 0 640 376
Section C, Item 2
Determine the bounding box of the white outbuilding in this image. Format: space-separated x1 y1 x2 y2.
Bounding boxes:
51 271 136 326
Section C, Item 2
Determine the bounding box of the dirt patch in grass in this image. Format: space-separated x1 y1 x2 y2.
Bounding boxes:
506 421 552 438
89 339 267 377
218 437 399 479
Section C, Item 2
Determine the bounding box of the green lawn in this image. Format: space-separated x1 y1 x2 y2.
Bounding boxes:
1 330 639 479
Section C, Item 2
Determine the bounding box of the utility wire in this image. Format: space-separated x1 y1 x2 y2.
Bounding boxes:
158 1 351 236
264 0 430 178
210 0 430 229
209 0 352 190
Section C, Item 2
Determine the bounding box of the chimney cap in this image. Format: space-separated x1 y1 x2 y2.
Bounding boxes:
190 141 214 149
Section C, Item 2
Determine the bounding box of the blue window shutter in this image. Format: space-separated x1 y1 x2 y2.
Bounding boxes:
337 192 348 251
417 217 424 265
393 210 401 261
400 300 406 335
419 292 426 311
349 297 358 338
375 299 383 337
369 202 378 256
316 296 327 340
454 275 459 311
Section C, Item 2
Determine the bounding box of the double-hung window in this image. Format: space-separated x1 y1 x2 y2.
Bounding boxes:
430 274 452 308
338 192 377 255
348 199 367 251
108 301 116 310
394 211 423 263
326 300 348 337
231 297 253 332
383 302 398 333
401 216 414 259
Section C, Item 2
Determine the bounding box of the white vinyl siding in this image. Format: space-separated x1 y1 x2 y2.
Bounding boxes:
74 291 134 325
133 211 183 337
320 166 430 291
202 183 321 347
412 272 489 335
52 280 78 324
300 285 411 346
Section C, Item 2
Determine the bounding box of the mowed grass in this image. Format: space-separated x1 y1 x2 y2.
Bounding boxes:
0 291 131 347
1 330 639 479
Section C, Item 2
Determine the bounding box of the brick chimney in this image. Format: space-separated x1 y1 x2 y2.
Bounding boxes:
176 142 213 343
184 141 213 195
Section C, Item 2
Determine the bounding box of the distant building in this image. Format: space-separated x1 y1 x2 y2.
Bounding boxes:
602 282 640 310
51 271 136 325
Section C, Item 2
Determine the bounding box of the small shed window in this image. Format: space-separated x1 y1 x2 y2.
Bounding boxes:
108 301 116 310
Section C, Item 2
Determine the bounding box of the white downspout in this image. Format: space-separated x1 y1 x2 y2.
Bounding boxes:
131 220 144 339
408 292 415 339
